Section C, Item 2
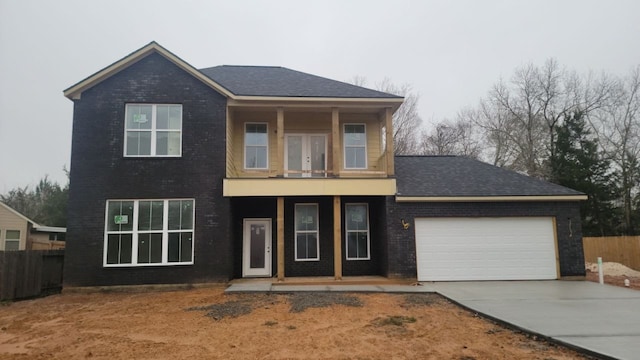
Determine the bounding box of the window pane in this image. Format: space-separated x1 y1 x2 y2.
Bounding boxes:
107 234 120 264
295 205 317 231
156 131 181 155
168 200 193 230
5 230 20 240
120 234 132 263
168 233 180 262
296 233 317 259
138 233 150 263
345 147 366 169
169 105 182 129
181 232 192 262
347 232 369 259
246 146 267 168
150 234 162 263
126 105 152 130
138 233 162 263
344 125 365 146
108 234 132 264
156 105 169 129
107 201 134 231
138 201 163 231
346 205 368 230
126 131 151 156
245 124 267 144
5 240 19 251
357 232 368 258
347 233 358 259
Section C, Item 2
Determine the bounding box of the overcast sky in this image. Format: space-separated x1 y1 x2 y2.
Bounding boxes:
1 0 639 192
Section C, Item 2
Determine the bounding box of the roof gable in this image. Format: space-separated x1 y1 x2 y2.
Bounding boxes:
0 202 39 226
395 156 586 200
199 65 403 99
63 41 233 100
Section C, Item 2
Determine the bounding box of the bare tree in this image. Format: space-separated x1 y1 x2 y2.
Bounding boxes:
473 59 615 178
590 66 640 234
375 79 422 155
421 114 482 158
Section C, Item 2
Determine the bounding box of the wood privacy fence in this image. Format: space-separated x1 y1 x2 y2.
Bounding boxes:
583 236 640 271
0 250 64 301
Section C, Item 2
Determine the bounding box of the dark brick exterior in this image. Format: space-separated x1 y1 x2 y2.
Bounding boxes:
230 196 385 278
384 199 585 279
65 53 231 286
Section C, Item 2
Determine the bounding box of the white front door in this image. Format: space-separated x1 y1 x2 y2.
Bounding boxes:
285 134 326 177
243 219 272 277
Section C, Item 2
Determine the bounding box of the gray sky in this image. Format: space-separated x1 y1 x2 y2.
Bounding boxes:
1 0 639 192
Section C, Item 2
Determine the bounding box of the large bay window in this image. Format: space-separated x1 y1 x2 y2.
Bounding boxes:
104 199 194 266
345 204 370 260
344 124 367 169
125 104 182 157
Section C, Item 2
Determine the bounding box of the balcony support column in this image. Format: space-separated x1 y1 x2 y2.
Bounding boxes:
385 107 394 176
333 195 342 280
332 108 340 177
277 196 285 281
277 107 285 177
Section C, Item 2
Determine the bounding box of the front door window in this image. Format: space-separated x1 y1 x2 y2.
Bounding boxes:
243 219 272 277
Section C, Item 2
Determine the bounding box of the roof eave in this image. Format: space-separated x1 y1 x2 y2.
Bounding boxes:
395 195 588 202
227 96 404 111
63 41 234 100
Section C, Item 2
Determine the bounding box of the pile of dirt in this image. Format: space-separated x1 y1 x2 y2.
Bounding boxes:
585 261 640 277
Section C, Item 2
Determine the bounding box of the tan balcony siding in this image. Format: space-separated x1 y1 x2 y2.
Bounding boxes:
225 107 237 177
229 110 385 178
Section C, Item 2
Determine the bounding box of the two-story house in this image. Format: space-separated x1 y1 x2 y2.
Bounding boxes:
63 42 587 287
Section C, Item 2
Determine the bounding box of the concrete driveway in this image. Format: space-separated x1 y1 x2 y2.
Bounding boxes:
431 281 640 360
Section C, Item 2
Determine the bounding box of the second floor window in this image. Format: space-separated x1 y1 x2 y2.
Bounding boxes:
125 104 182 157
344 124 367 169
244 123 268 169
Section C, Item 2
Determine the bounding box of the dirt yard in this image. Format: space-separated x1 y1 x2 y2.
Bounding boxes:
0 287 590 360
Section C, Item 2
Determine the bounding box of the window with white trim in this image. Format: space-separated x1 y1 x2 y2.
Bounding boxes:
244 123 268 169
104 199 194 266
295 204 319 261
125 104 182 157
343 124 367 169
5 230 20 251
345 204 370 260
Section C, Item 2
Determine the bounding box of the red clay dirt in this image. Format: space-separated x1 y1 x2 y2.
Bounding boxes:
0 287 591 360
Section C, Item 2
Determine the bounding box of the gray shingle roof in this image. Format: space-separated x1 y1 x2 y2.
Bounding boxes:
199 65 402 99
395 156 584 197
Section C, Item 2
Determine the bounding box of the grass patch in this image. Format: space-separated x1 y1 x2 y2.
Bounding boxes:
373 315 417 327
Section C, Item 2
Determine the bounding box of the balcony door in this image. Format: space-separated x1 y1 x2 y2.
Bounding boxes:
285 134 326 177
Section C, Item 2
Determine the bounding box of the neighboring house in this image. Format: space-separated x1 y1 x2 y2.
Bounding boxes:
0 202 66 251
62 42 587 287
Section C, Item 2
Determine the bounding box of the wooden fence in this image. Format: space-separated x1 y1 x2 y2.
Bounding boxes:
0 250 64 301
583 236 640 271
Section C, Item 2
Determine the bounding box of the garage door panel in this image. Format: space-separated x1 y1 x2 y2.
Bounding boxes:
415 217 557 281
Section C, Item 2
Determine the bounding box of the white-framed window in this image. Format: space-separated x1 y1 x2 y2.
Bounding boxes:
124 104 182 157
244 123 268 169
104 199 194 266
4 230 20 251
294 203 319 261
345 204 370 260
343 124 367 169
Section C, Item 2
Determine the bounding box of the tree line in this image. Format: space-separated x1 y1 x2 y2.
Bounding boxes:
382 60 639 236
1 175 69 228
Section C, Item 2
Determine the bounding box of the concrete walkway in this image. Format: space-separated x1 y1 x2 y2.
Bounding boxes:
226 280 640 359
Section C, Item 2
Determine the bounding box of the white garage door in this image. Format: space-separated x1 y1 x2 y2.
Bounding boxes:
414 217 558 281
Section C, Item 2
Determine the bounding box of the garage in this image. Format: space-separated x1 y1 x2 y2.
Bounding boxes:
414 217 558 281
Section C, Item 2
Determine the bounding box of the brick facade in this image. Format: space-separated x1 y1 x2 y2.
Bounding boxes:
384 199 585 278
64 53 231 286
